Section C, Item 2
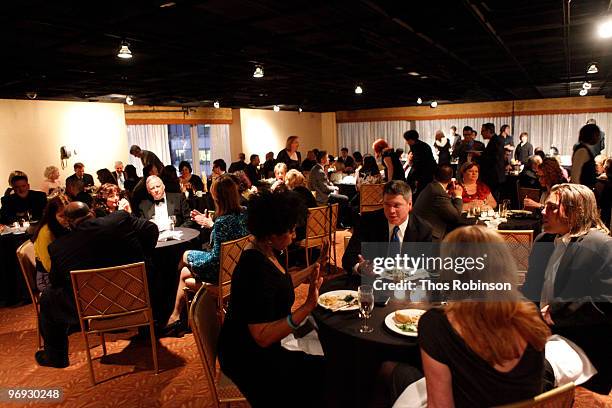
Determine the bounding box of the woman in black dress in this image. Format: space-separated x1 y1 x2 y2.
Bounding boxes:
178 160 204 197
276 135 302 171
218 191 325 407
372 138 405 182
434 130 451 166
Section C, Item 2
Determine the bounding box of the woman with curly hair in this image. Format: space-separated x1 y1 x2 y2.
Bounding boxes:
94 183 131 216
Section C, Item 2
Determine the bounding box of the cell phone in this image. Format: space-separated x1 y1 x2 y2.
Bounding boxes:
375 295 390 307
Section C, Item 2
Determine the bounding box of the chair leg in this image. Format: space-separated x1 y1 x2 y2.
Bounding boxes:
305 246 310 267
148 321 159 374
100 333 107 356
81 331 96 386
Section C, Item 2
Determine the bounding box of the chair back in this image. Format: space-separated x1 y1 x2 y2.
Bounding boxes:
16 240 38 302
218 235 252 320
496 382 575 408
518 187 541 209
360 183 385 213
304 204 338 245
497 230 534 285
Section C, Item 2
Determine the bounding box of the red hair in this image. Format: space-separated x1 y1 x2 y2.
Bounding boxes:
372 138 388 154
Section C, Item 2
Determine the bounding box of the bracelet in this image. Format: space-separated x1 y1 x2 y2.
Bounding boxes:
286 314 299 330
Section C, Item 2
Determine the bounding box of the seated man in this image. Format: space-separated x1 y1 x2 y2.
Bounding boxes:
308 150 351 227
244 154 261 185
112 161 126 190
522 183 612 394
65 162 94 198
519 155 543 189
138 175 194 230
412 165 463 242
0 172 47 225
228 153 247 173
36 201 158 367
342 180 432 275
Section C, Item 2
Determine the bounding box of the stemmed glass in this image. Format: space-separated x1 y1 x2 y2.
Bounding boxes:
169 215 177 231
358 285 374 333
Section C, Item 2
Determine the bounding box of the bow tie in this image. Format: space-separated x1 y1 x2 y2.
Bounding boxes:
154 198 165 204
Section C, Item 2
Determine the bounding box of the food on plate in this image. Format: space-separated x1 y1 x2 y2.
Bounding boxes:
319 293 356 309
393 310 423 332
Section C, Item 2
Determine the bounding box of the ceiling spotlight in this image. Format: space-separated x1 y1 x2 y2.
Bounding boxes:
407 71 420 76
125 95 134 105
117 41 133 59
587 63 599 74
430 101 438 108
354 85 363 94
213 100 220 109
253 65 264 78
298 107 303 113
582 81 592 90
273 105 280 112
598 18 612 39
417 97 422 104
26 92 37 100
579 89 588 96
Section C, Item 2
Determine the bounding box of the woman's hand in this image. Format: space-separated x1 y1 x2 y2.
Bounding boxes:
304 263 324 311
118 198 132 213
191 209 213 228
523 197 540 210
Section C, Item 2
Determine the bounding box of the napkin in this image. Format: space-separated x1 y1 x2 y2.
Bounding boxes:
281 330 324 356
545 335 597 386
157 230 184 242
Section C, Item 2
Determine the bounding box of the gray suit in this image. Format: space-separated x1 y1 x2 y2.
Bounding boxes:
309 164 336 205
412 182 463 241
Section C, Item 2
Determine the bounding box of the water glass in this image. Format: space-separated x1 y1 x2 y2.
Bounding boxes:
358 285 375 333
169 215 177 231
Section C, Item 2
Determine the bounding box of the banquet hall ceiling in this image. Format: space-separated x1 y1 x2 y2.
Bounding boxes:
1 0 611 111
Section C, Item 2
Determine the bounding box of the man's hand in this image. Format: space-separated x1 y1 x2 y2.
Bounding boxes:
357 255 375 276
541 305 554 325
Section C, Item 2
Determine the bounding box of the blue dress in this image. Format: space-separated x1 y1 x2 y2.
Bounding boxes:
187 211 249 283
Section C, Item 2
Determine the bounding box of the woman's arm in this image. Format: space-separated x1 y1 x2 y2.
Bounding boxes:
383 156 394 180
486 192 497 209
421 349 454 408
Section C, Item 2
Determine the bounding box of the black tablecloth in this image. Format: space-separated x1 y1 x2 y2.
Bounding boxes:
312 275 425 407
0 232 31 306
500 174 519 209
460 213 541 234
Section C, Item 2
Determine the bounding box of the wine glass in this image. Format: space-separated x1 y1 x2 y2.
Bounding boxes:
358 285 374 333
169 215 177 231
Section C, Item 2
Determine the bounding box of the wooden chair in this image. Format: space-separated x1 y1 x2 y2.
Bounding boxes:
496 382 575 407
296 204 338 268
359 183 385 214
497 230 534 285
189 286 246 408
518 187 541 209
16 241 43 350
70 262 159 385
217 234 252 322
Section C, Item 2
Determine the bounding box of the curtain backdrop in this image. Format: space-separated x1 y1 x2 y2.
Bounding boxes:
126 125 171 176
414 116 512 146
338 120 413 154
209 124 231 167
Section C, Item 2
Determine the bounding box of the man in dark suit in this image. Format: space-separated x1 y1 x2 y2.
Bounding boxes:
452 127 486 168
337 147 355 171
514 132 533 165
112 161 126 190
342 180 432 274
65 162 94 199
474 123 506 201
412 165 464 242
228 153 247 173
0 173 47 225
522 184 612 394
35 202 158 368
309 150 350 227
137 175 194 230
130 145 164 174
244 154 261 185
403 130 437 198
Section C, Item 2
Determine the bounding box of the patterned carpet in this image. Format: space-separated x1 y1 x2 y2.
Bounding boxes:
0 230 610 407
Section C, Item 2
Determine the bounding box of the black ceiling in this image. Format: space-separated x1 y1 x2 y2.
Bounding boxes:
1 0 611 111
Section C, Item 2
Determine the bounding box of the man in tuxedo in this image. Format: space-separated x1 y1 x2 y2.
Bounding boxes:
412 165 464 242
474 123 506 201
342 180 432 274
65 162 94 198
35 201 158 368
309 150 350 227
112 161 126 190
522 184 612 394
0 172 47 225
138 175 194 230
130 145 164 174
228 153 247 173
402 130 437 198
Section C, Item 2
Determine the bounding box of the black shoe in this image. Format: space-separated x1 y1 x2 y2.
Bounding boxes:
35 350 69 368
161 320 185 338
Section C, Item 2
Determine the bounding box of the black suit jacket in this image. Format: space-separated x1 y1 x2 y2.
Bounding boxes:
137 192 195 229
477 134 506 189
342 209 433 273
409 140 437 193
65 173 95 197
412 182 463 241
514 142 533 165
0 190 47 224
452 140 485 167
228 161 247 173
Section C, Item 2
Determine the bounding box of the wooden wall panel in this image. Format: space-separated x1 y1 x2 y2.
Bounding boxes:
124 105 232 124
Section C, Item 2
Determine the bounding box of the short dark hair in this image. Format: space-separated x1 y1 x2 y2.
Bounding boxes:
10 175 28 185
435 165 454 183
353 151 363 162
500 124 510 134
238 153 246 160
247 190 305 239
403 130 419 141
383 180 412 202
178 160 192 172
482 123 495 134
451 126 457 131
250 154 259 162
316 150 328 163
578 124 601 145
341 147 348 153
213 159 227 171
74 162 84 170
462 126 473 133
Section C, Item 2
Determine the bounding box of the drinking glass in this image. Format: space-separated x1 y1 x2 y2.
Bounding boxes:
169 215 177 231
358 285 375 333
503 199 511 216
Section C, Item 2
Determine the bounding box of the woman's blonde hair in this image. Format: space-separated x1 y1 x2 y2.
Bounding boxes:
549 183 609 237
285 135 299 150
274 162 287 175
285 169 306 189
440 226 550 367
44 165 59 179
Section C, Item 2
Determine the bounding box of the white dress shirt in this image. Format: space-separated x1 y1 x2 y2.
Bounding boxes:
388 216 410 245
152 194 170 231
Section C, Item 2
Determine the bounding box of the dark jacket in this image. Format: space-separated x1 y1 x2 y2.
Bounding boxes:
137 192 195 229
452 140 485 168
0 190 47 224
277 149 302 171
515 142 533 165
412 182 463 241
244 163 260 185
477 134 506 190
342 209 433 273
308 164 335 205
65 173 94 197
407 141 436 191
228 161 247 173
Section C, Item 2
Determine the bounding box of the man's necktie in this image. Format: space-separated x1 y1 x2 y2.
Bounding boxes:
154 198 165 205
390 226 400 242
389 226 401 256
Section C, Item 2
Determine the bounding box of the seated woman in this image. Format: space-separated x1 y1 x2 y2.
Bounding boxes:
96 168 117 186
218 190 325 407
161 165 181 193
383 226 551 407
459 162 497 210
165 175 248 332
356 154 383 191
123 164 140 194
178 160 205 197
31 195 70 292
40 165 63 195
285 169 316 242
523 157 567 211
94 183 131 216
271 162 288 191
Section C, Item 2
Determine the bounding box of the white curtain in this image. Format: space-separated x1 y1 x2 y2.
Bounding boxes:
210 124 231 166
414 117 512 146
338 121 413 154
126 125 171 175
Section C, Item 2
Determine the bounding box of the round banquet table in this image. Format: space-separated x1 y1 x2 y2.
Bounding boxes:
312 274 431 407
460 213 541 234
333 182 357 202
151 227 200 326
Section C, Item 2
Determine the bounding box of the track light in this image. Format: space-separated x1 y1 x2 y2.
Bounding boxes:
587 63 599 74
117 41 133 59
579 89 588 96
354 85 363 94
417 97 422 104
430 101 438 108
125 95 134 105
407 72 420 76
582 81 592 90
253 65 264 78
213 100 220 109
598 18 612 39
273 105 280 112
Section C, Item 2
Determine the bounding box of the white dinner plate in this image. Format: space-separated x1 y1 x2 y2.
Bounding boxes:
317 290 359 312
384 309 426 337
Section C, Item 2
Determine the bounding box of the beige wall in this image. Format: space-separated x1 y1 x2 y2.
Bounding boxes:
0 99 128 191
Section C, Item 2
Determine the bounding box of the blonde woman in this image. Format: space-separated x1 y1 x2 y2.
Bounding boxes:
276 135 302 170
271 162 288 191
40 166 62 195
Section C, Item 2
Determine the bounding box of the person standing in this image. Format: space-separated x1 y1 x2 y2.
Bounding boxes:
475 123 506 201
129 145 164 174
571 124 600 189
65 163 94 198
514 132 534 165
433 130 451 166
276 136 302 171
500 124 514 165
402 130 437 197
587 118 605 156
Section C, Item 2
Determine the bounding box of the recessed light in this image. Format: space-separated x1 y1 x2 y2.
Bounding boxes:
273 105 280 112
430 101 438 108
253 65 264 78
416 97 422 104
407 72 420 76
125 96 134 105
420 76 429 79
394 66 404 71
298 107 303 113
582 81 592 90
117 41 133 59
587 63 599 74
579 89 588 96
354 85 363 94
598 18 612 38
213 100 220 109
